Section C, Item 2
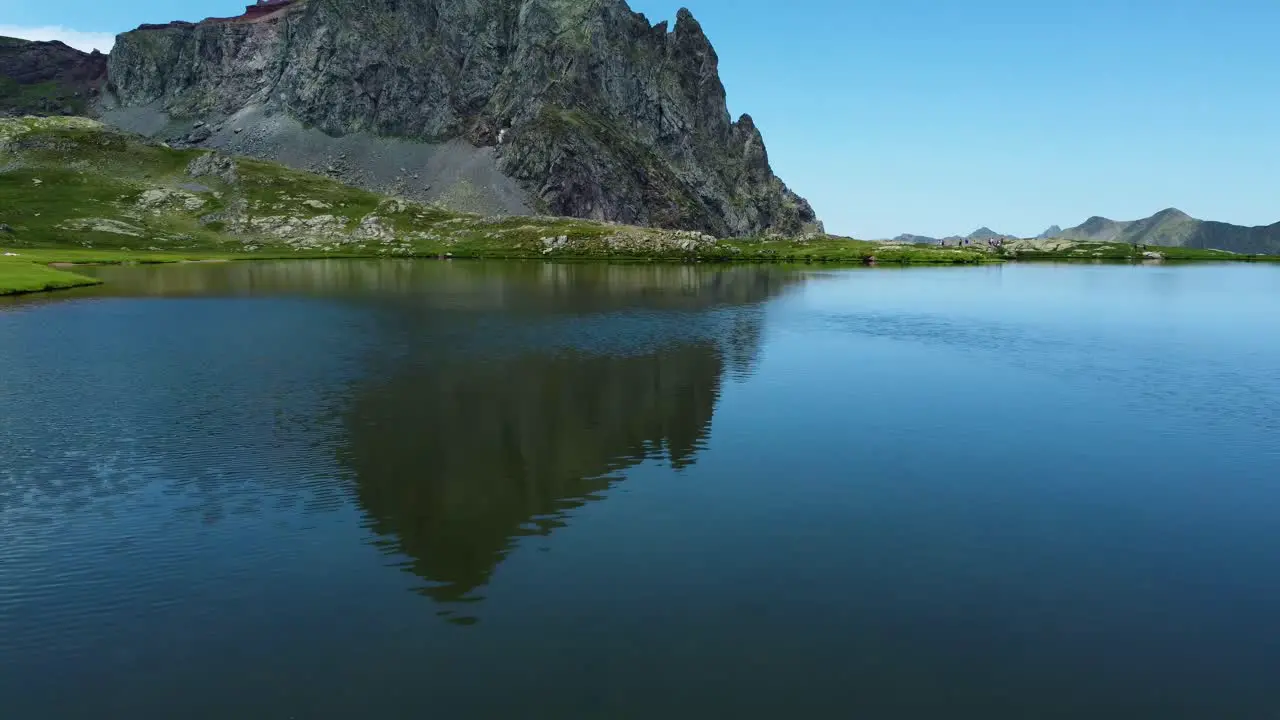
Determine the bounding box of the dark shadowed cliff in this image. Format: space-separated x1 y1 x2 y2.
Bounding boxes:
100 0 821 237
0 37 107 116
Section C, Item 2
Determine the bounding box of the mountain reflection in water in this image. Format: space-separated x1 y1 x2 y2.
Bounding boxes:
2 261 798 624
329 263 793 618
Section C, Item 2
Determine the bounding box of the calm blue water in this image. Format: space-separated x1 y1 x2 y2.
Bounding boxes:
2 260 1279 718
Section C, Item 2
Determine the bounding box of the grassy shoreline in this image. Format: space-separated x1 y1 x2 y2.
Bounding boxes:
0 256 103 295
0 244 988 297
995 242 1280 263
2 117 1277 297
5 242 1279 298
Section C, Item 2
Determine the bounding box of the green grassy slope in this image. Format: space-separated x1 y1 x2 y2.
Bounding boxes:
4 117 1274 289
0 116 990 267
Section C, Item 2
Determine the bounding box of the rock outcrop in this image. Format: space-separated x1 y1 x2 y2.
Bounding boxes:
0 37 108 116
102 0 820 237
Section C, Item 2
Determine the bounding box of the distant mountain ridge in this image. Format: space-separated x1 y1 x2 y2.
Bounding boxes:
1042 208 1279 255
892 227 1018 245
896 209 1279 255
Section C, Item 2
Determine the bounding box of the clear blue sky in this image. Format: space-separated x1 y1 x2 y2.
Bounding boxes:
4 0 1279 238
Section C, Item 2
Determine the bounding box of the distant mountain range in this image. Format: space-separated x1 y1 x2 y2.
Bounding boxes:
894 209 1280 255
892 227 1018 246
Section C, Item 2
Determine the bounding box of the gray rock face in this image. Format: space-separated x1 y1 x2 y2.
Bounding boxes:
104 0 820 236
186 151 239 184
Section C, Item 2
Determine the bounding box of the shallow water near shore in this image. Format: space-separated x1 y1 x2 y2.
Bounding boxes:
3 260 1280 718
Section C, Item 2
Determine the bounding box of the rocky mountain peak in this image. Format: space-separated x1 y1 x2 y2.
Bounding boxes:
100 0 819 236
968 227 1010 240
671 7 714 53
1153 207 1192 220
1078 216 1116 231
